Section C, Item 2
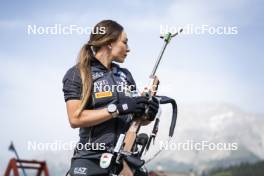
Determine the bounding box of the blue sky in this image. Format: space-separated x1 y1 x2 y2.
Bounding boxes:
0 0 263 172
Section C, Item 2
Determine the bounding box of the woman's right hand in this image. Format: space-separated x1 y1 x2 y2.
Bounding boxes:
116 96 148 115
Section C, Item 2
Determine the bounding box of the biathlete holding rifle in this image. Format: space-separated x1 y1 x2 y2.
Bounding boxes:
62 20 159 176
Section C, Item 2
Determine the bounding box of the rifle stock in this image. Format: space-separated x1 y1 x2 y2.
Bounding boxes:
120 76 159 175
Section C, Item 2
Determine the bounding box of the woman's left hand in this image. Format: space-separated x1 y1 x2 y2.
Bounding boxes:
146 96 159 121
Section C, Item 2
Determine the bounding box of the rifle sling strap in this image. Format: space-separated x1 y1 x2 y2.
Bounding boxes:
157 96 178 137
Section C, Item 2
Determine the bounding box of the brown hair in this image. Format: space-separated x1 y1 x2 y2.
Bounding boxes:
75 20 123 117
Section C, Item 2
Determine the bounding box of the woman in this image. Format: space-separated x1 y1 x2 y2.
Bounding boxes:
62 20 159 176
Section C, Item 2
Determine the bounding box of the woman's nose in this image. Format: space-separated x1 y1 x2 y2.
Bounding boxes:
126 45 130 53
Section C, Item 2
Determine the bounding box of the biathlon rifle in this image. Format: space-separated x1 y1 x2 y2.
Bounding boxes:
118 29 183 176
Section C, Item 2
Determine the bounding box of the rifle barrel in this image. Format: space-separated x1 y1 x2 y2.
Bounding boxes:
150 29 183 77
150 42 169 76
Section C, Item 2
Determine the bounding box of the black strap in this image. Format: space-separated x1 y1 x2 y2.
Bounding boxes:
157 96 178 137
145 95 178 152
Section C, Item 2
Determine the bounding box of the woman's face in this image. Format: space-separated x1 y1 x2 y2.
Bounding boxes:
111 31 130 63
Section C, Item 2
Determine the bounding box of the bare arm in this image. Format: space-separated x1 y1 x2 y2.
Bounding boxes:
66 100 112 128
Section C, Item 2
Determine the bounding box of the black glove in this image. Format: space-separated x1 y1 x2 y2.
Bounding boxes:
117 96 148 115
146 96 159 121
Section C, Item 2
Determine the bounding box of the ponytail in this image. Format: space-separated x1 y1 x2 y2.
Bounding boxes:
75 44 93 117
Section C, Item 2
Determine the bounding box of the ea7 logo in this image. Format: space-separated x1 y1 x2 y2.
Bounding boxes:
73 167 87 175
